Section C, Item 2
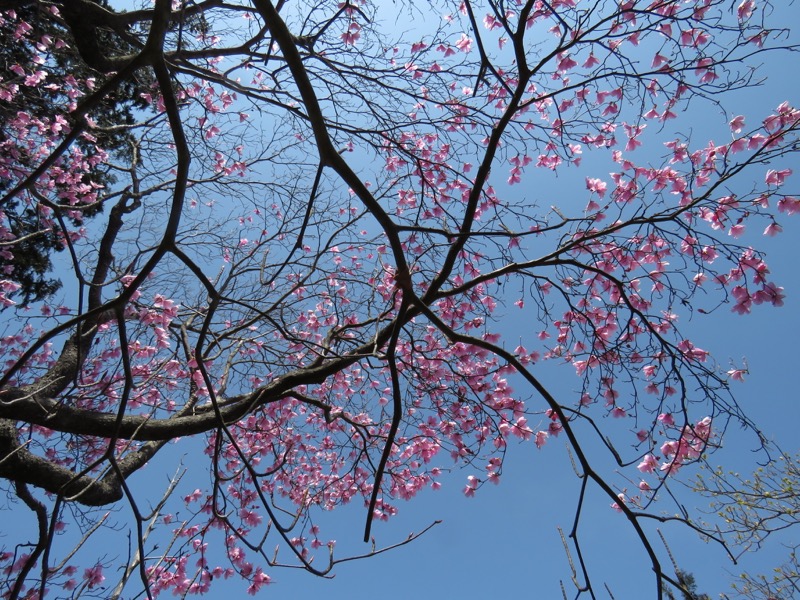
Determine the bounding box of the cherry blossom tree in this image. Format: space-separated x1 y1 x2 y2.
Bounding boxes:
0 0 152 304
0 0 798 597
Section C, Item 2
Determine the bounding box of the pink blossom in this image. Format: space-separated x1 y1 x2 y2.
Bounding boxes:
752 283 785 307
637 454 659 473
657 413 675 428
583 53 599 68
585 177 607 198
765 168 792 187
694 417 713 440
436 43 456 57
700 246 718 263
557 53 577 72
660 459 681 475
463 475 480 497
727 368 746 382
483 14 501 30
341 22 361 45
737 0 755 20
83 565 105 588
661 440 679 458
247 569 271 594
729 224 745 238
729 115 745 133
24 70 46 86
652 53 668 68
455 34 472 53
778 197 800 215
240 508 262 527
